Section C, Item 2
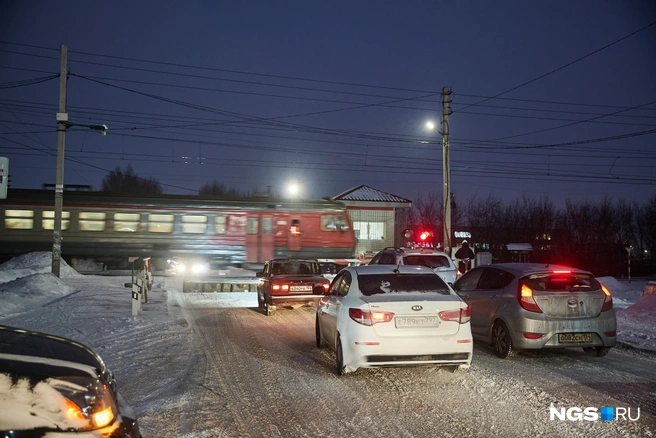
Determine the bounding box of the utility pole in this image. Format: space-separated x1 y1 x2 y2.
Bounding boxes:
52 43 68 278
441 87 452 256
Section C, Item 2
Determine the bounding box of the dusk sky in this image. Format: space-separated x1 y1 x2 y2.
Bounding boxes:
1 1 655 207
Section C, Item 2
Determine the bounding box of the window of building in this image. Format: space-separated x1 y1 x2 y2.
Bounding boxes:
42 211 70 230
214 215 226 234
182 215 207 234
114 213 140 232
353 221 384 240
148 214 174 233
4 210 35 229
247 217 258 235
79 212 106 231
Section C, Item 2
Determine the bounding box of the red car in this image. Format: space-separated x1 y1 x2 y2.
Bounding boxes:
257 258 331 316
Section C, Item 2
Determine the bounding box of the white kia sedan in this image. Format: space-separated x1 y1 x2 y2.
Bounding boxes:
315 265 473 375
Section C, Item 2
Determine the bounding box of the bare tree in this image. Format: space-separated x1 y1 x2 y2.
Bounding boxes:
101 165 162 195
199 180 242 198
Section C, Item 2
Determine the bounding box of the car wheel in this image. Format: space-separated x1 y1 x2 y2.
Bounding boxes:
583 346 610 357
335 335 346 376
315 316 324 349
492 321 516 359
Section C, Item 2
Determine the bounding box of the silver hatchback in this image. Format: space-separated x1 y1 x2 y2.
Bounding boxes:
451 263 616 358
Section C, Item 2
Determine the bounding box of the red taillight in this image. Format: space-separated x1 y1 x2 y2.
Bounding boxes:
322 283 330 291
439 307 470 324
523 332 543 339
272 284 289 291
348 308 394 326
600 284 613 312
518 282 542 313
605 331 616 337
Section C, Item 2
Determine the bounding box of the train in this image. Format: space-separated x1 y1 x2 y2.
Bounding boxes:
0 189 357 271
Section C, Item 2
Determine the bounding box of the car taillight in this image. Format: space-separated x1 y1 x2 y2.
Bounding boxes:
439 307 470 324
272 284 289 291
600 284 613 311
323 283 330 291
348 308 394 326
518 282 542 313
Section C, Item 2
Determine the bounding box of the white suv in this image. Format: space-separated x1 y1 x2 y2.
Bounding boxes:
368 247 458 285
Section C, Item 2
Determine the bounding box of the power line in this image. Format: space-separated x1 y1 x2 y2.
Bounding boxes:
453 19 656 113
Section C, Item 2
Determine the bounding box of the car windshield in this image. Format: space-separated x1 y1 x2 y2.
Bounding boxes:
357 274 451 296
404 255 451 269
522 272 601 292
272 261 320 275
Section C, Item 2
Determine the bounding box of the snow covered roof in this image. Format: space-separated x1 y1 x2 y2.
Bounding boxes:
332 185 411 204
506 243 533 251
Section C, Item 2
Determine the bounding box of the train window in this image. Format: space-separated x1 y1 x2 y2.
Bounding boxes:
4 209 35 230
214 215 226 234
182 215 207 234
114 213 140 232
148 214 174 233
42 211 70 230
79 212 106 232
247 217 258 235
290 219 300 236
262 217 272 235
322 215 349 231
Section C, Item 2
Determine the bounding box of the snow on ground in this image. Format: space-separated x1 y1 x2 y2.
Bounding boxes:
0 253 654 352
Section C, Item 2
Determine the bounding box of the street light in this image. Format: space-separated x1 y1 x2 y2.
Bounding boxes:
287 181 301 199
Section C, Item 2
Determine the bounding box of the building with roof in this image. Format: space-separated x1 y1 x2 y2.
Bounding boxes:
332 185 411 258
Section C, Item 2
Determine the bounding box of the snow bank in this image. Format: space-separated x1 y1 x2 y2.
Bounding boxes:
0 252 83 279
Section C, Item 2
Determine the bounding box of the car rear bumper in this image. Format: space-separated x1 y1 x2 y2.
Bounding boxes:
344 332 473 370
507 309 617 350
269 294 321 306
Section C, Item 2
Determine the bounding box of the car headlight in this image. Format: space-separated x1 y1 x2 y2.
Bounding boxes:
50 376 118 430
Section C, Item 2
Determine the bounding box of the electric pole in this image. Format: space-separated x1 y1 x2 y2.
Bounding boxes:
441 87 452 256
52 43 68 278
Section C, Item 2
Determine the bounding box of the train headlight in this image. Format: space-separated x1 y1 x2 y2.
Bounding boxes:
192 262 209 273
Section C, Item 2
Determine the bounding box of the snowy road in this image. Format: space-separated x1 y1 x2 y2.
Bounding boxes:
1 274 654 437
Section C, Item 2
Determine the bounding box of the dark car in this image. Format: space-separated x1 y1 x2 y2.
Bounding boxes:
451 263 616 359
0 325 140 437
257 258 331 316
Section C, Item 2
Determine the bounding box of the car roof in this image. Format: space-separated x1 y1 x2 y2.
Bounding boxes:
0 325 105 372
352 264 437 275
267 257 319 262
473 263 593 277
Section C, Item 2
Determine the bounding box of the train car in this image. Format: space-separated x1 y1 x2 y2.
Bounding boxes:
0 189 356 271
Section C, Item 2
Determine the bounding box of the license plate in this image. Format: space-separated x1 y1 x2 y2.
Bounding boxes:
395 316 440 328
558 333 593 343
289 285 312 292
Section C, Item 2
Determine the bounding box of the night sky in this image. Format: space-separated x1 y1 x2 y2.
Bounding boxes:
1 1 655 207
